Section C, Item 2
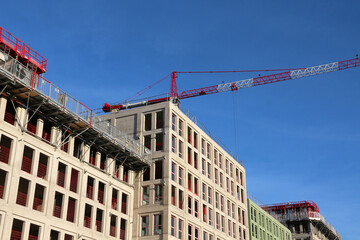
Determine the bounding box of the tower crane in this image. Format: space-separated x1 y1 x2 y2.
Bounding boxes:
102 57 359 113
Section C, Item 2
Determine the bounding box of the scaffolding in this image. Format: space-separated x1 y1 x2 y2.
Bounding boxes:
0 28 151 170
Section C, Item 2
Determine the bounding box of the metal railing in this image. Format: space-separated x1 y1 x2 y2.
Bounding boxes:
0 49 151 164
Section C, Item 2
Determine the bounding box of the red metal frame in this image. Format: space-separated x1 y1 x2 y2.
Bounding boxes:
0 27 47 73
261 200 320 213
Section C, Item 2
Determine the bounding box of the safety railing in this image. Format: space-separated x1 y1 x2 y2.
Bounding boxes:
0 27 47 73
319 213 342 239
0 49 151 165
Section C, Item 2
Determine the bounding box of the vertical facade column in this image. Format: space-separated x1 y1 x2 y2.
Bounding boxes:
83 144 90 163
50 126 60 145
68 136 74 156
36 118 43 138
95 152 101 169
0 97 7 121
106 157 115 175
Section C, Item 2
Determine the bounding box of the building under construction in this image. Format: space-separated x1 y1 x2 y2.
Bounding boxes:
261 201 341 240
0 27 347 240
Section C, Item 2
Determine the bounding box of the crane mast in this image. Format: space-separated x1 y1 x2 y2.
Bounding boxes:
102 57 359 112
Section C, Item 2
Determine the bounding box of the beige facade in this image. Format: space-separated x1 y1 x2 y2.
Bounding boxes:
102 101 249 240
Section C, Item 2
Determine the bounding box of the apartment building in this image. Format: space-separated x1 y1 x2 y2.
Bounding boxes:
0 36 151 239
247 199 291 240
261 201 341 240
101 100 248 240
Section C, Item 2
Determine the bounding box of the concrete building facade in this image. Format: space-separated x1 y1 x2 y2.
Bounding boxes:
101 101 248 240
247 199 291 240
0 41 151 240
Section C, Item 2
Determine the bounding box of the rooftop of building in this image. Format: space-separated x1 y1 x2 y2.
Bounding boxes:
0 27 151 170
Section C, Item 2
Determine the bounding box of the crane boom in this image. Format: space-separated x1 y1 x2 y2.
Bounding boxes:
102 57 359 112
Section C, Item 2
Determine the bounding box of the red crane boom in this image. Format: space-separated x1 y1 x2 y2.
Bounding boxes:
102 57 359 112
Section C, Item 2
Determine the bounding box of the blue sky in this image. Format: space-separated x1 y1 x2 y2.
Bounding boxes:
2 0 359 238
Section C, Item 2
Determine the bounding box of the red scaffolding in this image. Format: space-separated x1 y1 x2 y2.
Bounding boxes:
261 200 320 213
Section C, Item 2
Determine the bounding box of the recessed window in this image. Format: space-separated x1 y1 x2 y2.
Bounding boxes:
141 216 149 236
145 113 151 131
156 111 164 129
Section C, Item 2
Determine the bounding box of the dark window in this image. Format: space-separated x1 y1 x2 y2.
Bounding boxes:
67 197 76 222
143 168 150 181
156 133 163 151
73 138 82 159
112 188 118 210
0 134 12 164
121 193 128 214
50 230 59 240
33 184 45 212
21 146 34 174
120 218 126 240
156 111 164 129
27 112 37 134
155 160 163 179
84 204 92 228
42 119 52 141
57 162 66 187
11 219 24 240
4 99 16 125
98 182 105 204
0 169 6 199
37 153 48 179
16 178 29 206
144 113 151 131
29 223 40 240
86 176 94 199
96 209 103 232
53 192 63 218
69 169 79 193
110 215 117 237
89 147 96 166
144 135 151 150
100 153 106 170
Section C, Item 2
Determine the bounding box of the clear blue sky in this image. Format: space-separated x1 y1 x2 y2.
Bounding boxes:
3 0 359 238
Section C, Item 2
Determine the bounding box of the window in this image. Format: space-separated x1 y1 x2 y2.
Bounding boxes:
219 154 223 168
171 162 176 181
171 185 176 205
216 213 220 229
50 229 59 239
188 196 192 214
67 197 76 222
215 169 218 184
120 219 126 240
179 190 183 209
53 192 63 218
195 227 199 240
194 132 198 148
187 126 191 143
4 100 16 125
179 120 183 136
207 144 210 159
194 200 199 218
145 113 151 131
172 135 176 153
230 163 233 177
228 220 232 236
241 189 244 203
110 215 117 237
96 210 104 234
221 216 225 232
98 181 105 204
208 187 212 204
143 186 150 205
112 189 118 210
154 214 162 235
156 111 164 129
155 160 163 179
202 183 206 200
214 150 218 165
202 159 206 175
144 135 151 150
29 223 40 240
37 153 48 179
155 184 163 204
89 147 96 166
172 114 176 131
11 219 24 240
141 216 149 236
194 178 198 195
143 168 150 181
194 152 198 169
86 176 94 199
156 133 163 151
220 196 224 212
179 140 183 158
220 172 223 188
226 159 229 174
73 137 82 159
215 192 219 209
203 204 207 222
70 169 79 193
0 169 7 199
240 171 243 186
207 162 211 179
188 225 193 240
201 139 205 155
171 216 176 236
121 193 127 214
84 204 92 228
21 146 34 174
209 208 213 225
33 184 45 212
227 200 231 216
0 134 12 164
178 167 183 185
16 177 29 206
57 162 66 187
188 173 192 191
179 219 183 239
188 147 192 165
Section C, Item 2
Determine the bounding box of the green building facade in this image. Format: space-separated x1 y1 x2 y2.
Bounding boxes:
248 199 291 240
